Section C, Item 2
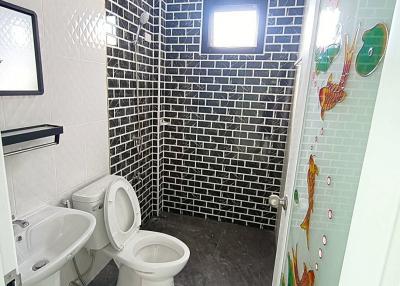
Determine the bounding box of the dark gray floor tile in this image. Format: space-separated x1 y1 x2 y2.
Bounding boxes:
89 260 118 286
89 213 276 286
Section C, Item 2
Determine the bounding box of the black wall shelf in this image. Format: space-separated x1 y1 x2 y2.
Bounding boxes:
1 124 63 156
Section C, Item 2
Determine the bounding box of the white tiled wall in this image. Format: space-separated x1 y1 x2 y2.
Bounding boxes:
0 0 109 216
1 1 110 285
0 0 109 217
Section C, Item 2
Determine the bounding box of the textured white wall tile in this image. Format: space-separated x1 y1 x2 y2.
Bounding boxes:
6 148 58 216
76 0 107 64
43 0 106 63
0 98 6 130
1 0 109 218
42 0 82 60
47 58 87 126
80 61 108 123
1 96 52 129
84 120 109 181
53 124 87 195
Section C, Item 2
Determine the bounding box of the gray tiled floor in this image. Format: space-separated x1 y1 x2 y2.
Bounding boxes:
89 213 276 286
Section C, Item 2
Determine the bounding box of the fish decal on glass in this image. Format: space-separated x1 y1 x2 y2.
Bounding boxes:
287 245 315 286
300 155 319 249
288 253 295 286
281 273 286 286
319 27 359 120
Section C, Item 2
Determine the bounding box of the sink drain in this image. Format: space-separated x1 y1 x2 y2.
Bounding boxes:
32 259 49 271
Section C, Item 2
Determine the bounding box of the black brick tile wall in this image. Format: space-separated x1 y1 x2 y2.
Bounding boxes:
160 0 304 230
106 0 158 223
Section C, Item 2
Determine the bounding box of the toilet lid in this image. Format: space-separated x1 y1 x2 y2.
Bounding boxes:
104 177 141 251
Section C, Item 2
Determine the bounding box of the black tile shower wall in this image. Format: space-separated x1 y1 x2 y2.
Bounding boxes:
106 0 158 222
160 0 304 229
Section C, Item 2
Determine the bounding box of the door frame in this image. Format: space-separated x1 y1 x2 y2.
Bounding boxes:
273 0 400 284
0 141 18 284
271 0 321 284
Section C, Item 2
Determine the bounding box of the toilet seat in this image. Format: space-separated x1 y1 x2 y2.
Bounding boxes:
104 177 141 251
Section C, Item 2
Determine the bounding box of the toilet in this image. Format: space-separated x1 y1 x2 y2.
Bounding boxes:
72 175 190 286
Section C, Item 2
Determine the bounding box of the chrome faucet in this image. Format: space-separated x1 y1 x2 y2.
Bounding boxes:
13 219 29 228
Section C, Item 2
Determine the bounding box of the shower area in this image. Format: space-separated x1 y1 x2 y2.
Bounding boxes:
105 0 303 284
104 0 397 285
107 0 304 229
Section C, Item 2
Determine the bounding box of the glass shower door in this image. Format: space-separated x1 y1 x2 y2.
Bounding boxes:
276 0 397 285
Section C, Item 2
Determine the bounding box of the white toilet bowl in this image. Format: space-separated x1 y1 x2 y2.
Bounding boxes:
103 230 190 286
72 175 190 286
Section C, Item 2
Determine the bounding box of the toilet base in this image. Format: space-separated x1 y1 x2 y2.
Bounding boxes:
142 278 174 286
117 265 174 286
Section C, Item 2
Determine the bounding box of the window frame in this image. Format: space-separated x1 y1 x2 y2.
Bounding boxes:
201 0 267 54
0 0 44 96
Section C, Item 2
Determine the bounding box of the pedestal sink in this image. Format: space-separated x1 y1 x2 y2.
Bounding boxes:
14 206 96 286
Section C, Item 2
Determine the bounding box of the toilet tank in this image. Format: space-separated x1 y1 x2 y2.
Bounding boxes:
72 175 117 250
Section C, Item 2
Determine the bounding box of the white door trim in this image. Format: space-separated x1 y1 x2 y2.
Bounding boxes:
271 0 321 284
339 0 400 285
0 141 18 282
0 253 4 286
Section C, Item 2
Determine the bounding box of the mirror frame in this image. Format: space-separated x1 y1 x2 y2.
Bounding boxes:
0 0 44 96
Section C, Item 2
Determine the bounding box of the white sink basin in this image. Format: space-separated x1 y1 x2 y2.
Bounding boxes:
14 206 96 286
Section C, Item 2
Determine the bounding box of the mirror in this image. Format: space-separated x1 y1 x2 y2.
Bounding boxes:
0 0 44 95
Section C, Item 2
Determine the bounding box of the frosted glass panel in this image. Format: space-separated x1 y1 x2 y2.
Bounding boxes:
0 3 43 95
281 0 396 285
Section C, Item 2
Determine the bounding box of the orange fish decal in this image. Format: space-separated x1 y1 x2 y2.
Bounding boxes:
319 27 359 120
291 245 315 286
300 155 319 249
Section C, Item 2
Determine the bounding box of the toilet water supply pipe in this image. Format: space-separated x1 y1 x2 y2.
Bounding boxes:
69 252 95 286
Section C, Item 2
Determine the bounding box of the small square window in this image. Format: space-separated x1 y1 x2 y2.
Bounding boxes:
202 0 267 54
211 9 258 48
